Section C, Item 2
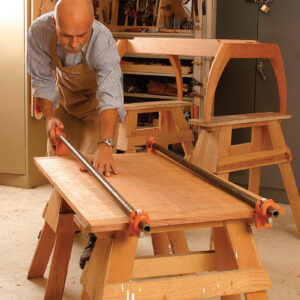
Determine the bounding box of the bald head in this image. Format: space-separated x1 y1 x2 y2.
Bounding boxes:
54 0 94 53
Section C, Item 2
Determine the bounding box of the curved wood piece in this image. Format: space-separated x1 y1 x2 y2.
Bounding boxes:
268 45 287 115
168 55 183 101
203 42 287 122
203 43 231 123
116 39 129 59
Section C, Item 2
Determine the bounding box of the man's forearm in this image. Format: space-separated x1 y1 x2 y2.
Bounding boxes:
37 98 54 120
99 109 118 140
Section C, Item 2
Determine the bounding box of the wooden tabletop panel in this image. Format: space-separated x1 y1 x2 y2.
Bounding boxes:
35 153 253 232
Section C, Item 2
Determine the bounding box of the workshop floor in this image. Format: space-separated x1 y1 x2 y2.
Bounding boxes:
0 184 299 300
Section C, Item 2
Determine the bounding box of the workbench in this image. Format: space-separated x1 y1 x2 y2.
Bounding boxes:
28 152 271 299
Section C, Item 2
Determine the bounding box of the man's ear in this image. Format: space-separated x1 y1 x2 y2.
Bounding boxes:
52 16 56 27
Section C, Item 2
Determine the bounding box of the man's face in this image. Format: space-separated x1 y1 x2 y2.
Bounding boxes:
53 17 93 54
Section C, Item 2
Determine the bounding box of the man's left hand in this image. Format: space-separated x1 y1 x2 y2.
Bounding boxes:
92 143 118 177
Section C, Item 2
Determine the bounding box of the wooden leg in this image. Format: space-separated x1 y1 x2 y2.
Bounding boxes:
27 222 56 279
267 120 300 235
81 231 138 299
80 289 90 300
167 231 189 253
151 232 170 255
249 167 261 194
248 126 263 194
224 220 269 300
170 107 194 156
45 215 77 300
214 227 241 300
278 162 300 234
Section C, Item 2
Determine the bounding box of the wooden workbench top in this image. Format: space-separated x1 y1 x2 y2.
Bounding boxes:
35 153 253 232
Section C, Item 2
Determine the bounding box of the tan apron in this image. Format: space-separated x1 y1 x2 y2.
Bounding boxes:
47 31 100 156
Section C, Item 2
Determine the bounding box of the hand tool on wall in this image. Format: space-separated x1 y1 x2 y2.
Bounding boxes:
55 127 151 236
146 136 285 229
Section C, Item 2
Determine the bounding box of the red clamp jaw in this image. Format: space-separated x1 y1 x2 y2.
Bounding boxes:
129 210 151 237
146 136 156 153
55 127 70 156
254 198 285 229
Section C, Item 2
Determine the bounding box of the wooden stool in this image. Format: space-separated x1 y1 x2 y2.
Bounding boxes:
116 100 194 156
28 153 273 299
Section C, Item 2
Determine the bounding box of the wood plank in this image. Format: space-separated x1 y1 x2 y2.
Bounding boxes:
126 129 194 146
105 231 138 283
81 237 114 299
102 267 270 300
42 189 62 232
124 100 188 110
125 38 257 57
189 112 291 128
224 220 269 300
34 153 254 233
27 222 55 279
218 148 292 173
132 251 216 279
151 233 170 255
267 120 300 235
121 63 192 75
45 215 77 300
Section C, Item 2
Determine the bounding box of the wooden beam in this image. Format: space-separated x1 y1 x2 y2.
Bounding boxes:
132 251 216 279
218 148 292 173
102 267 271 300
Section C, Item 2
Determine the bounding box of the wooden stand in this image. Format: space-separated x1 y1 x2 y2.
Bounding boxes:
28 153 273 299
79 220 270 300
116 100 194 156
188 41 300 236
28 189 271 300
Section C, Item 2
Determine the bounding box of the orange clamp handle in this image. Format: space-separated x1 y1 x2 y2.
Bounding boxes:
146 136 156 153
254 198 285 229
129 210 151 236
55 127 70 156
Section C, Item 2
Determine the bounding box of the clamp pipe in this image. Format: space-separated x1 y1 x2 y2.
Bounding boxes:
56 128 151 234
146 137 279 217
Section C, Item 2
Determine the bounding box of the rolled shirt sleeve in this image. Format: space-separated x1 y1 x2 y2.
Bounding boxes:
27 18 59 107
88 31 126 122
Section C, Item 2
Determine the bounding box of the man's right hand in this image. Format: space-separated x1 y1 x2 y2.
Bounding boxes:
36 98 64 146
45 117 64 146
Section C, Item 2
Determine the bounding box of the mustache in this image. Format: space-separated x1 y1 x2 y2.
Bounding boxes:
64 44 83 51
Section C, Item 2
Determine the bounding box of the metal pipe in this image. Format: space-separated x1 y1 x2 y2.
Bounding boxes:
59 135 135 215
152 142 279 217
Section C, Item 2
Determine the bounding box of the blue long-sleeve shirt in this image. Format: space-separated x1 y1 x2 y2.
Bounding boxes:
27 12 125 121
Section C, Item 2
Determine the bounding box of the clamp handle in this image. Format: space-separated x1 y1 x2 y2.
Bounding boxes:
254 198 285 229
146 136 157 153
129 210 151 236
55 127 70 156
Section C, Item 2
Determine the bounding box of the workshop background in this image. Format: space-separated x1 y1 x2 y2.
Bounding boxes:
1 0 299 205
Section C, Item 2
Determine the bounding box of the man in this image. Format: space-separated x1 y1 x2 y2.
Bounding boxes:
27 0 125 267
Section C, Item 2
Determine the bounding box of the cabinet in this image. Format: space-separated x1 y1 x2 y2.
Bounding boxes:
0 0 47 188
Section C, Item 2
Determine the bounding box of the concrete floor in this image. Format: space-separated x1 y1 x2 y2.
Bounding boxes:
0 184 300 300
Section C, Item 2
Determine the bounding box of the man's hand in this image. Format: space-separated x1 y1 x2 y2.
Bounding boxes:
36 98 64 146
45 117 64 146
92 143 118 177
